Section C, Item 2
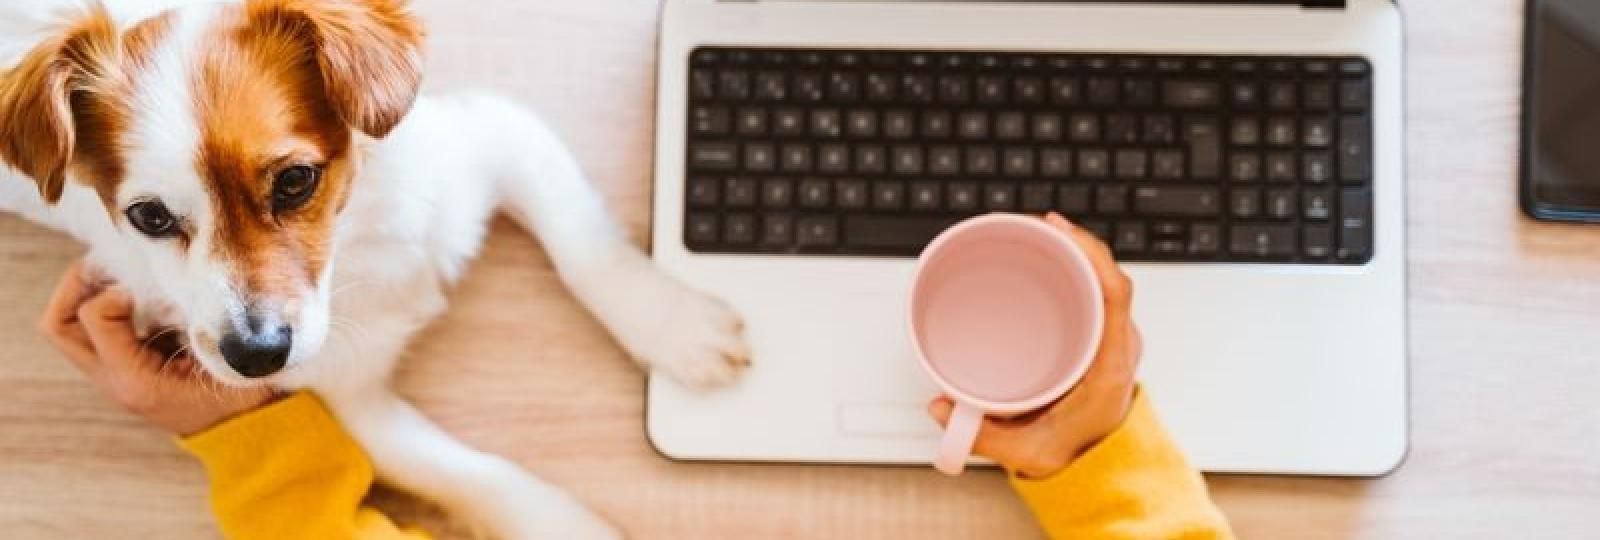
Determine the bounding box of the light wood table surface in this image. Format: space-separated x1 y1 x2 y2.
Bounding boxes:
2 1 1598 538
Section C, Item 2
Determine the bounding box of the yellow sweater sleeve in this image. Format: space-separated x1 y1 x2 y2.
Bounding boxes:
178 392 431 540
1010 390 1235 540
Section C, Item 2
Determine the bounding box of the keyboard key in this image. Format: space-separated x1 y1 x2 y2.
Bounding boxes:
1115 149 1149 179
910 181 942 211
1231 154 1262 183
1015 77 1045 104
996 112 1028 140
1265 117 1297 146
966 147 998 175
691 142 738 170
851 146 884 174
1304 81 1334 110
1050 77 1082 105
1164 81 1221 108
1114 222 1148 255
922 110 953 138
724 177 757 206
1033 113 1064 141
811 109 842 137
948 182 980 211
1021 183 1055 212
744 143 776 171
1338 188 1372 262
761 178 793 207
797 216 839 247
924 146 958 176
884 110 915 138
1231 117 1261 146
1303 190 1332 220
687 177 720 207
1304 152 1334 184
829 72 861 101
1088 77 1119 105
846 109 878 137
1040 148 1073 177
773 107 805 136
1266 153 1296 182
761 214 793 247
737 107 768 135
1266 189 1297 220
780 144 812 172
1070 113 1101 142
938 75 972 103
1134 186 1221 217
720 71 751 100
687 213 719 245
724 213 756 245
1340 115 1372 183
977 76 1008 104
837 179 869 209
1079 149 1111 178
892 146 924 175
794 73 824 101
1304 116 1334 147
1003 147 1036 177
798 178 832 208
866 72 897 101
691 69 715 99
692 106 731 136
902 74 933 102
818 144 849 173
1058 184 1092 215
843 216 962 252
1184 116 1222 178
1229 224 1295 258
985 183 1018 211
1107 114 1140 144
1143 114 1177 144
959 111 991 139
1096 184 1130 215
1340 79 1371 111
1267 82 1297 109
873 181 907 209
1189 224 1221 256
1231 188 1261 218
755 72 787 101
1231 81 1261 108
1303 225 1333 258
1081 220 1112 244
1152 150 1185 180
1123 79 1157 106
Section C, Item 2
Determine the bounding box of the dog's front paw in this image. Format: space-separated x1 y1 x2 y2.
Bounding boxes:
601 262 750 391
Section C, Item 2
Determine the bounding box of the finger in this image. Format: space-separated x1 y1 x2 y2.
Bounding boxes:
38 261 90 335
1046 215 1133 320
78 288 161 378
928 396 1060 470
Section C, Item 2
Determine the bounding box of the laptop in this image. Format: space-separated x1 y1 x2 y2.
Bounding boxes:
648 0 1407 476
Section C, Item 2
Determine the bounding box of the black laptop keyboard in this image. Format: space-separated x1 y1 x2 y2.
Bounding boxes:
682 48 1375 264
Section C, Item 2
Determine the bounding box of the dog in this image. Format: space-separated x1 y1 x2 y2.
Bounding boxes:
0 0 752 537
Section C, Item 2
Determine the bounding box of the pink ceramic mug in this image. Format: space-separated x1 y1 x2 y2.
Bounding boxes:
909 214 1106 476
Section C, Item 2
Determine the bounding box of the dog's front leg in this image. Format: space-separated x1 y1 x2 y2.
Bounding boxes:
474 96 751 390
319 386 622 540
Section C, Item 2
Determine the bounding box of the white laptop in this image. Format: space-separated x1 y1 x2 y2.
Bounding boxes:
648 0 1407 476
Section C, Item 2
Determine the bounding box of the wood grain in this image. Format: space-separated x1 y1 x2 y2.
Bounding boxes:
2 1 1597 538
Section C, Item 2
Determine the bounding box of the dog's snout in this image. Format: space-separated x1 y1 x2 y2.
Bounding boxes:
219 321 292 379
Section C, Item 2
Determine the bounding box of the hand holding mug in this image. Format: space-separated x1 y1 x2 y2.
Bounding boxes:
916 214 1141 478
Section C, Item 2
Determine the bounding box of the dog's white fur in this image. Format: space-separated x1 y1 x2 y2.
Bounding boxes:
1 1 748 537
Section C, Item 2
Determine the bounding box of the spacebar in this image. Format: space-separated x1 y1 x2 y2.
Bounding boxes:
844 215 964 252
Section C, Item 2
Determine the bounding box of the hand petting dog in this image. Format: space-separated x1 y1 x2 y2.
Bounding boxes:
38 260 277 437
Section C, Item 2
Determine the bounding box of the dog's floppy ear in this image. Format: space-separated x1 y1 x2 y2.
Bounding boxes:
247 0 424 138
0 7 119 204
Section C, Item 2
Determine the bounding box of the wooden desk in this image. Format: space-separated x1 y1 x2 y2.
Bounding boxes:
2 1 1596 538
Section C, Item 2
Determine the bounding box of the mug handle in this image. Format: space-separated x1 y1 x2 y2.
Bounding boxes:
936 402 983 475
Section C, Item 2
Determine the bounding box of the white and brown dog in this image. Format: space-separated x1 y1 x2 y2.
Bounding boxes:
0 0 749 537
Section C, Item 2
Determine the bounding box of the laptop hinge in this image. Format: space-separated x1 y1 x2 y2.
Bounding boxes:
1301 0 1346 8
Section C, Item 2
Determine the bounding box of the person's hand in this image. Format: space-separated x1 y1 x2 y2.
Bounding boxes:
36 261 278 436
928 213 1143 479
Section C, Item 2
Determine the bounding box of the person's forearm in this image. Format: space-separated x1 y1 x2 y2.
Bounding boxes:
1009 389 1234 540
179 392 430 540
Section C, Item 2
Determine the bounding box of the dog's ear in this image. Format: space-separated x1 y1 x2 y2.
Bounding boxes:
247 0 424 138
0 7 119 204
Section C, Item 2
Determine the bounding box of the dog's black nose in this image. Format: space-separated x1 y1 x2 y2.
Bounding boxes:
219 325 292 378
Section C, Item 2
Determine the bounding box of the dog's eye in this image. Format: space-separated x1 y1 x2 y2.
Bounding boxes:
126 201 180 238
272 165 321 212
